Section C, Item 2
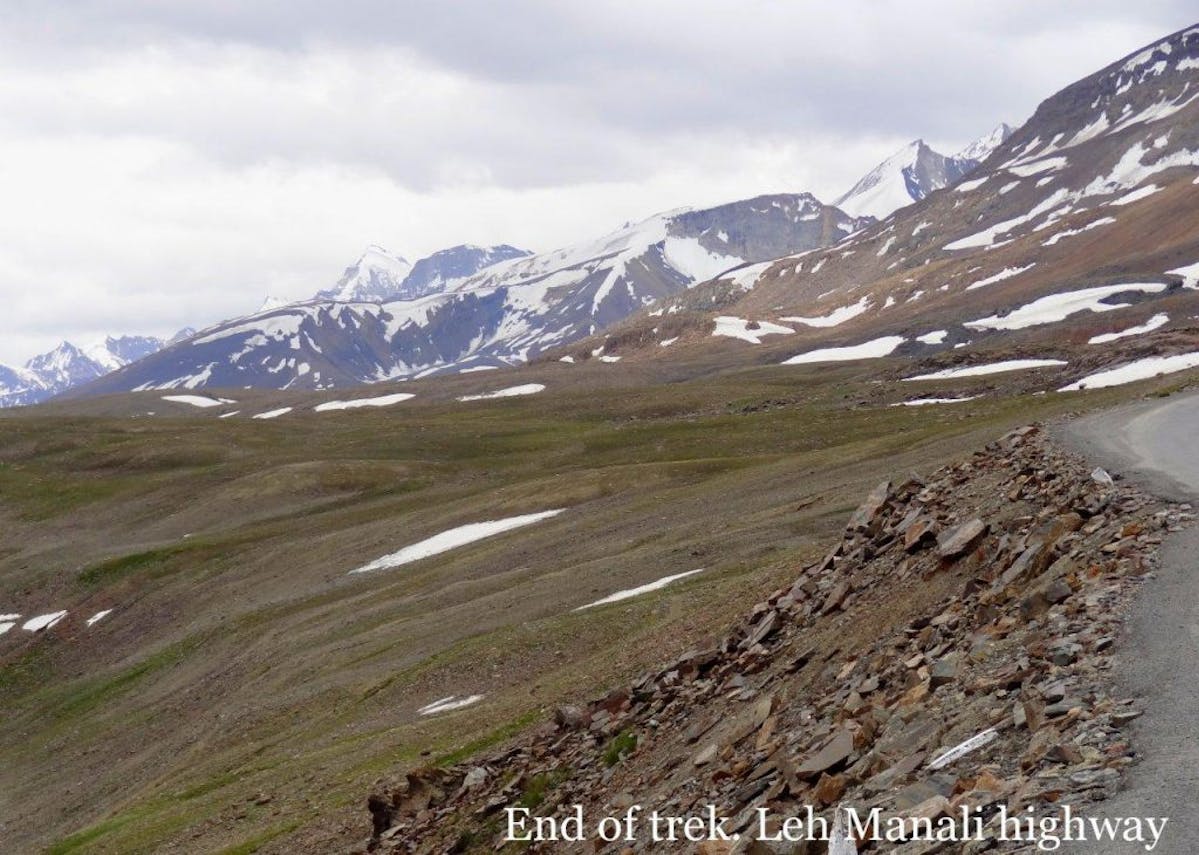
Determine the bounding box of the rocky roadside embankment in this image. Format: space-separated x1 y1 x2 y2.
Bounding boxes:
359 426 1192 854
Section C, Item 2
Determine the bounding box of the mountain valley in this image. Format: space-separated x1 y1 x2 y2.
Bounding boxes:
2 20 1199 855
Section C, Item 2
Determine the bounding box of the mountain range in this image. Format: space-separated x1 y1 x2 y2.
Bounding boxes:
587 23 1198 393
67 194 871 396
0 243 532 406
0 336 182 408
7 26 1194 409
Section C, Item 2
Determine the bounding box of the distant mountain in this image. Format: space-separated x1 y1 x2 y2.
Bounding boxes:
314 245 413 303
311 243 534 305
0 335 171 408
71 194 871 396
954 122 1014 163
90 335 164 370
0 363 47 408
835 124 1014 219
402 244 532 300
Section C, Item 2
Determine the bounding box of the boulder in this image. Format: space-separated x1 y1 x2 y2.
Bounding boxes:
937 519 988 560
848 481 892 531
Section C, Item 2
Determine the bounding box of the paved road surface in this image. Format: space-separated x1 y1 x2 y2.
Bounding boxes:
1060 392 1199 854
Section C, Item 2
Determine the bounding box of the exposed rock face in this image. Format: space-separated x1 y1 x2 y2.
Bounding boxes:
360 425 1192 853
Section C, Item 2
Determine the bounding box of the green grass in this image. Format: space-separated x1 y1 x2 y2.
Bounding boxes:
517 766 573 810
0 462 141 521
435 711 543 768
0 647 53 694
44 805 157 855
31 635 203 727
0 360 1160 855
215 821 303 855
76 545 184 586
602 730 638 767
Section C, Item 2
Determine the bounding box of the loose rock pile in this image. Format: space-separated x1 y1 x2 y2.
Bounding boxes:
362 426 1191 853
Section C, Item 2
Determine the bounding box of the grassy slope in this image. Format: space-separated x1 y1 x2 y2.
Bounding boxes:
0 361 1178 854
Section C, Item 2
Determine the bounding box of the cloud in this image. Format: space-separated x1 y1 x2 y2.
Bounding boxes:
0 1 1195 362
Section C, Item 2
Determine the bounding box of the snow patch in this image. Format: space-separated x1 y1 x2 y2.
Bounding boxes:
1006 157 1068 178
1109 184 1162 206
712 317 795 344
350 509 565 574
457 384 545 402
252 407 293 420
965 264 1035 292
1088 313 1169 344
893 396 980 407
903 360 1067 381
724 261 774 291
574 569 705 611
1059 352 1199 391
161 395 234 408
955 177 988 193
418 695 484 716
22 611 68 632
662 237 743 283
1167 260 1199 289
782 336 906 366
87 609 114 627
964 283 1167 331
780 296 872 328
1042 217 1116 247
314 393 415 412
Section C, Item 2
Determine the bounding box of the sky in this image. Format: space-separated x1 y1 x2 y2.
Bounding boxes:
0 1 1195 364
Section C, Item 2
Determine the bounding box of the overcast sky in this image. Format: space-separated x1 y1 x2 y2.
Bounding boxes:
0 1 1194 363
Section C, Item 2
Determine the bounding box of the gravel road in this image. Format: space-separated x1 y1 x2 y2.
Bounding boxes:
1059 392 1199 854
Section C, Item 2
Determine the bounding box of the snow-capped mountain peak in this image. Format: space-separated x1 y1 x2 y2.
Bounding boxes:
311 243 534 304
317 245 413 303
1 335 170 407
954 122 1014 163
26 341 100 386
835 125 1014 220
401 244 533 299
834 139 943 219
